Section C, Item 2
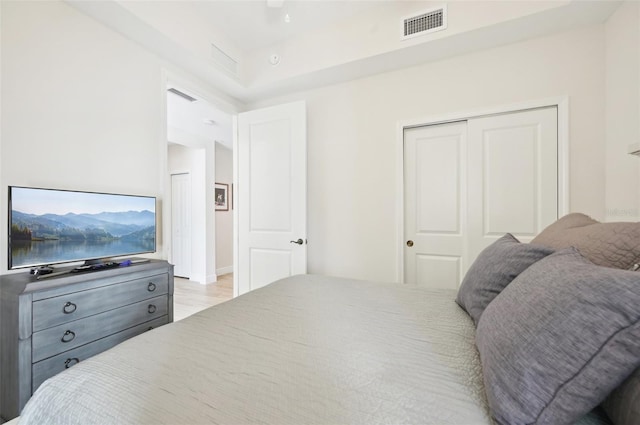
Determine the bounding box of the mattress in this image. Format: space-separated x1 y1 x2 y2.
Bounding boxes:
19 274 493 424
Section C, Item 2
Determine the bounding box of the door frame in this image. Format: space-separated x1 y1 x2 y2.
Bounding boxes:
395 96 570 284
232 116 239 297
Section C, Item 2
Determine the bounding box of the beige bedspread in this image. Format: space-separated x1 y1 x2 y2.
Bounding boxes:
19 274 493 424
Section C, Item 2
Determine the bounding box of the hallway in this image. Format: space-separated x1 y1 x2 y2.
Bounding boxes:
173 273 233 321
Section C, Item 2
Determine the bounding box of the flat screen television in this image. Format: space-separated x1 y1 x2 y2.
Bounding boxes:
9 186 156 270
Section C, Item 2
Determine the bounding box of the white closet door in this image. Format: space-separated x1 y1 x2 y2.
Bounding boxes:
467 107 558 262
403 107 558 288
404 121 467 289
171 173 191 279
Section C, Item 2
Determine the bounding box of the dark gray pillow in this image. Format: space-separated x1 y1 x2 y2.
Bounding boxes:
603 367 640 425
455 233 553 325
476 247 640 425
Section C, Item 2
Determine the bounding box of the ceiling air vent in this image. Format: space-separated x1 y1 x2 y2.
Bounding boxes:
167 88 197 102
402 5 447 40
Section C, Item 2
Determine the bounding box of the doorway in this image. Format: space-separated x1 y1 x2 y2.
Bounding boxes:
165 81 234 288
163 78 307 300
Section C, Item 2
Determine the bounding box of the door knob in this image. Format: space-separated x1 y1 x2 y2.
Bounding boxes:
290 238 304 245
406 240 414 247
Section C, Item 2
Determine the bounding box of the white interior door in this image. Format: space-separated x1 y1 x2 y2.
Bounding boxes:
467 107 558 260
404 122 467 289
403 107 558 288
171 173 191 278
236 101 307 295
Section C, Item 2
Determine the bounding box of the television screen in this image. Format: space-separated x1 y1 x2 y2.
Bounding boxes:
9 186 156 269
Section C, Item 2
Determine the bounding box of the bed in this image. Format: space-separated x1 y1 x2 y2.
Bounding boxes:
18 275 492 424
13 214 640 425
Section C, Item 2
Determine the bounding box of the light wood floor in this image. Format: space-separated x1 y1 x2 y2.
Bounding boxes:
173 273 233 321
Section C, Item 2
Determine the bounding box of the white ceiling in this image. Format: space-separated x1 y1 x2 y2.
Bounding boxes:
70 0 622 104
67 0 622 149
159 0 391 150
189 0 388 52
163 0 386 150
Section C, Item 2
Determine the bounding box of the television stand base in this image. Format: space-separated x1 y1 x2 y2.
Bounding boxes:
29 266 54 276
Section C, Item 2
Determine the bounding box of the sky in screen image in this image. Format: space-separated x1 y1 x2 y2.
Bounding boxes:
11 187 155 216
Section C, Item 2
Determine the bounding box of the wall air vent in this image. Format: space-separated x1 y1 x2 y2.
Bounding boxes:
211 43 238 76
402 5 447 40
167 88 197 102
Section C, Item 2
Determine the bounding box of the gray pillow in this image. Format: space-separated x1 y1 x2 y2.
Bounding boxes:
455 233 554 325
603 367 640 425
476 247 640 425
531 213 640 270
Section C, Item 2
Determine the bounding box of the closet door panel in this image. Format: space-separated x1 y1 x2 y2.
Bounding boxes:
467 107 558 262
404 121 467 289
483 125 538 235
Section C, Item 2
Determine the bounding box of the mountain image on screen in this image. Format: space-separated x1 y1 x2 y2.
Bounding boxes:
10 209 155 268
12 210 155 239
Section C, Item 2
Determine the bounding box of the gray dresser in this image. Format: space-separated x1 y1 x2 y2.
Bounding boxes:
0 260 174 421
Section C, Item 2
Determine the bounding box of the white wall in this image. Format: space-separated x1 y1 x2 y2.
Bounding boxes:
249 25 607 283
0 0 167 272
605 1 640 222
215 144 233 275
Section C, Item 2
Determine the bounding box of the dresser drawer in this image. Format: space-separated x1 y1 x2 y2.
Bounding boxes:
32 295 168 362
33 273 169 331
32 316 169 391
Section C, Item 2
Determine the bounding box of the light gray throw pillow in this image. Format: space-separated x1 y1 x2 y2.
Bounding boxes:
455 233 553 325
531 213 640 270
476 247 640 425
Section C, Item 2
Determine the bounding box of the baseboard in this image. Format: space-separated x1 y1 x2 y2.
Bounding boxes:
216 266 233 276
189 273 207 285
187 268 230 284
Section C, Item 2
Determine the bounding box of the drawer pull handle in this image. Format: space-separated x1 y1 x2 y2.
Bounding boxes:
148 304 157 314
61 330 76 343
63 302 77 314
147 282 156 292
64 358 80 369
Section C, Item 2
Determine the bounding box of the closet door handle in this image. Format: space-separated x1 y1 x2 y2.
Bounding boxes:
290 239 304 245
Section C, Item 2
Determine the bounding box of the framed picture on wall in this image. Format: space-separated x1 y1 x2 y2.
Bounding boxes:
215 183 229 211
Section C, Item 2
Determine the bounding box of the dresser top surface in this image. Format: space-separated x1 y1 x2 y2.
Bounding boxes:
0 259 173 297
